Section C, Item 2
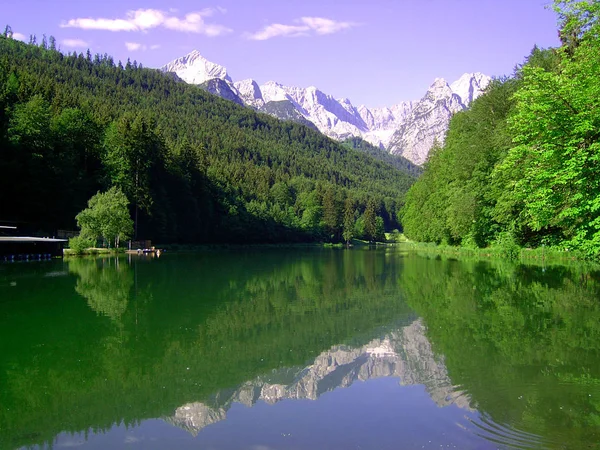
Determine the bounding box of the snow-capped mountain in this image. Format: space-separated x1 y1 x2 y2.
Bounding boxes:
161 50 232 85
450 72 490 106
387 74 490 165
260 81 368 140
160 50 491 165
233 79 264 109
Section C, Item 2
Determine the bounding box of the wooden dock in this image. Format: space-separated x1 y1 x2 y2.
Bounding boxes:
0 236 68 261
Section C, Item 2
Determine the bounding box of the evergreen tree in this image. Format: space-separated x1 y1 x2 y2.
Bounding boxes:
364 199 378 242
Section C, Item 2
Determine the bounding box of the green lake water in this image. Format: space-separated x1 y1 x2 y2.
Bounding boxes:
1 248 599 449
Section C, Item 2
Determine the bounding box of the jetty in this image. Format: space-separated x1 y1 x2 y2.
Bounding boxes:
0 236 67 261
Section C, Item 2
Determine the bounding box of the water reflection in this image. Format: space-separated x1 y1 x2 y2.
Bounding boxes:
69 257 133 321
1 250 600 449
400 256 600 449
167 319 471 436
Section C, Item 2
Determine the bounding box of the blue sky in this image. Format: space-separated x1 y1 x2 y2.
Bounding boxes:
4 0 560 107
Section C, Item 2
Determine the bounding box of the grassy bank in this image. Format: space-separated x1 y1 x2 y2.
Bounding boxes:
401 241 591 264
64 248 126 257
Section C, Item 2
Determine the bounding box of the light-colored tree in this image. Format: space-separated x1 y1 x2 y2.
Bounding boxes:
342 197 356 245
76 187 134 248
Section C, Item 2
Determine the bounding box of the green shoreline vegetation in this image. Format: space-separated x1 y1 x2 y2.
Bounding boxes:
402 241 591 265
401 1 600 260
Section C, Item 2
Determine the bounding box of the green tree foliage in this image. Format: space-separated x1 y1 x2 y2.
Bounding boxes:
0 35 415 243
494 0 600 255
363 198 378 242
76 187 134 248
402 1 600 257
103 113 165 237
342 197 356 244
341 136 423 177
322 186 342 240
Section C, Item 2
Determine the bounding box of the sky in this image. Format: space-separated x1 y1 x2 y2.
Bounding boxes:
4 0 561 107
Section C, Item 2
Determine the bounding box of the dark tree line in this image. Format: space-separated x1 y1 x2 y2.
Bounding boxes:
0 34 417 244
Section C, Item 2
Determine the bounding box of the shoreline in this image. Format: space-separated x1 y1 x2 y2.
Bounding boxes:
62 239 399 257
400 241 596 266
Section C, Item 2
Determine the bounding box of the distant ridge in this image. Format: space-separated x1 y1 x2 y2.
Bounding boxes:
161 51 491 165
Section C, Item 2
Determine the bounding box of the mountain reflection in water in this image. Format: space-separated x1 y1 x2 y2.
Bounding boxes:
167 319 472 436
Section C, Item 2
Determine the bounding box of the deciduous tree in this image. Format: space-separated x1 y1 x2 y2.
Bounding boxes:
76 187 134 248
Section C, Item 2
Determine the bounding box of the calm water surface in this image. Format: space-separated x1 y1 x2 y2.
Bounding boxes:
1 248 599 450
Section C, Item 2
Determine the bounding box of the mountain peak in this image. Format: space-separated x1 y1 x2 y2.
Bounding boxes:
387 72 491 165
431 78 449 87
427 78 454 101
450 72 491 106
185 49 204 59
161 50 232 85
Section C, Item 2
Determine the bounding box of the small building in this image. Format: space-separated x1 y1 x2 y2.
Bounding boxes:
0 237 68 259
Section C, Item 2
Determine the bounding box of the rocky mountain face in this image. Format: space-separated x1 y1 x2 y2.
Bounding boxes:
260 100 319 130
199 78 244 106
160 51 491 165
164 319 472 436
387 74 490 165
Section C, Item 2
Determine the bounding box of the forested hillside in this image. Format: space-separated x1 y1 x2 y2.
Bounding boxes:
341 136 423 178
0 33 416 244
401 1 600 257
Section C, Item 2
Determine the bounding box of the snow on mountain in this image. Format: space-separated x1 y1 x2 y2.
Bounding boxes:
358 102 415 131
450 72 490 106
362 129 398 149
258 81 368 140
260 80 291 103
160 50 491 165
233 79 264 109
387 75 491 165
260 100 319 130
161 50 232 85
358 102 416 148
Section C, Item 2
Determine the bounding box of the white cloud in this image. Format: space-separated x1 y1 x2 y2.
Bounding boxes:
62 17 138 32
299 17 355 35
125 42 143 51
247 16 357 40
62 38 90 48
247 23 310 41
125 42 161 51
12 32 26 41
61 8 231 36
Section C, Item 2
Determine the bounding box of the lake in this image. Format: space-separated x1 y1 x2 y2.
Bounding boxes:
1 248 599 449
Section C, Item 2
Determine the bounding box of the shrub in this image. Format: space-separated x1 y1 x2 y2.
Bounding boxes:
68 236 94 255
493 231 520 260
